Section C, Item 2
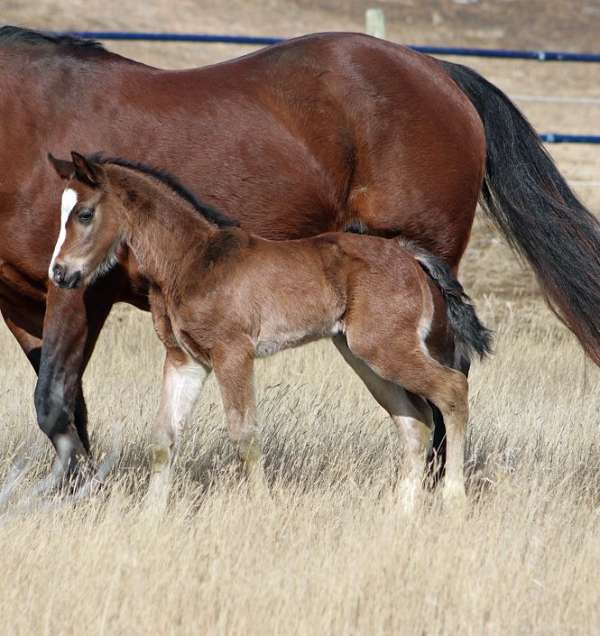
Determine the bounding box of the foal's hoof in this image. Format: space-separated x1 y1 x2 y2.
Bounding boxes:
246 466 269 493
442 482 468 513
396 479 421 515
142 474 171 516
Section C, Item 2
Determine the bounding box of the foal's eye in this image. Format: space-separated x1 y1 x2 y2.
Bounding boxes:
78 208 94 224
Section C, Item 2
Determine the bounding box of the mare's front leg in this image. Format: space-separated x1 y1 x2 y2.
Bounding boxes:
34 278 116 478
211 341 265 488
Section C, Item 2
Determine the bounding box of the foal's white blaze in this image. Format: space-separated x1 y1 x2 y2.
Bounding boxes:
48 188 78 279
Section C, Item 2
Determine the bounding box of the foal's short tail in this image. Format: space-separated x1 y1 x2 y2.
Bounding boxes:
413 248 493 365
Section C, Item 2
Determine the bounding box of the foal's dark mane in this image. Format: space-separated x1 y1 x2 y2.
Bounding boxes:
0 26 104 51
92 154 240 229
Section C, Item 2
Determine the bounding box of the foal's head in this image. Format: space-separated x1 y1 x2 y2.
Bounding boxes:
48 152 123 289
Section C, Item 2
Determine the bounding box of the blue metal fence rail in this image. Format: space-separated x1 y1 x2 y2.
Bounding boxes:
410 45 600 62
539 134 600 144
62 31 600 144
69 31 282 47
66 31 600 62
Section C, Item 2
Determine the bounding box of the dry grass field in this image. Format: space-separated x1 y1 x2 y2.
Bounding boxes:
1 1 600 634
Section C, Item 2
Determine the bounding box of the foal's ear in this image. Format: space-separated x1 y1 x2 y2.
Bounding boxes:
70 151 104 187
47 153 75 180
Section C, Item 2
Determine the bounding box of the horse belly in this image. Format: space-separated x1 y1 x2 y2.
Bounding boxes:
255 319 344 358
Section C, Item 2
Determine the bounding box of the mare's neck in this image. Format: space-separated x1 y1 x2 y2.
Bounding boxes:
110 166 218 289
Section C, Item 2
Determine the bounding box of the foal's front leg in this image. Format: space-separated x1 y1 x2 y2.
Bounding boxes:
211 341 265 488
146 346 209 509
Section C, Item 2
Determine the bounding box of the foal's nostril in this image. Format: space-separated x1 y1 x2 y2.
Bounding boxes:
67 271 82 288
52 263 65 283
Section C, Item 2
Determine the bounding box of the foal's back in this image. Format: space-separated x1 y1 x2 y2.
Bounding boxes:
175 229 450 365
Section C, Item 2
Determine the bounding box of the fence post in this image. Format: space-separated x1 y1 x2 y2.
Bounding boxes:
365 8 386 39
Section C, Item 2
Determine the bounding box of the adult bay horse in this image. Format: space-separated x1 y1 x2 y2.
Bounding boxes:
0 26 599 473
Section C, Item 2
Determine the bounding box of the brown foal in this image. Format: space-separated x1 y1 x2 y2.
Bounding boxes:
48 152 491 510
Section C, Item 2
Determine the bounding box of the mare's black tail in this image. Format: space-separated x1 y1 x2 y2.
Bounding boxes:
441 60 600 365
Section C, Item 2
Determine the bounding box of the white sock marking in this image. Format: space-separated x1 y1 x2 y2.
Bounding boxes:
48 188 78 279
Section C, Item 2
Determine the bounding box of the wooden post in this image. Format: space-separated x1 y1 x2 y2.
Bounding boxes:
365 8 386 39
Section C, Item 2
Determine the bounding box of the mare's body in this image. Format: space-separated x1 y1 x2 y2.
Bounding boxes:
1 27 598 474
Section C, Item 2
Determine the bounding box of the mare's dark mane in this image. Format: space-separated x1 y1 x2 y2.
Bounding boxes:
0 26 104 51
92 154 240 229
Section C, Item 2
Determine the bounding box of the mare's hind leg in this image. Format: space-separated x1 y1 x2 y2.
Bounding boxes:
2 315 42 372
333 335 433 512
211 341 265 488
145 347 209 510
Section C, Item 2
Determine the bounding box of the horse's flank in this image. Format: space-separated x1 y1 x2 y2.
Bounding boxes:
1 25 486 470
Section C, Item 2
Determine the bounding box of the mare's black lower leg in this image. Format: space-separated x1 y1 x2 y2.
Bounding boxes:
427 356 471 486
35 278 119 475
426 404 446 486
73 387 91 454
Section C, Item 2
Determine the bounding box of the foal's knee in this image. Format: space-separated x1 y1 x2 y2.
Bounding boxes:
225 410 263 470
149 423 180 472
238 432 263 465
231 422 263 466
149 443 172 473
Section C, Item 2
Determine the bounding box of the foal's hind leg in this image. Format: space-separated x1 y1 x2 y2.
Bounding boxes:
211 341 266 488
333 336 433 512
396 365 468 507
344 334 469 509
145 347 209 510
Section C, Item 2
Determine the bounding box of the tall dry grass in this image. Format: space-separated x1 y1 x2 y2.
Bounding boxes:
1 278 599 634
2 2 600 632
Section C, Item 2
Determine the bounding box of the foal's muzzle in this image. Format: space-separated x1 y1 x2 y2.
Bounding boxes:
52 263 82 289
